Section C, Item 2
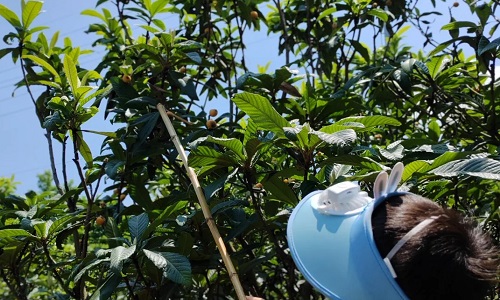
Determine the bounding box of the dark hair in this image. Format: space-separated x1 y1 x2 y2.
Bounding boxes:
372 193 499 300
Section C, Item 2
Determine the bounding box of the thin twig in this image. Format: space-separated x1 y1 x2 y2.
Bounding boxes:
157 104 246 300
19 52 64 195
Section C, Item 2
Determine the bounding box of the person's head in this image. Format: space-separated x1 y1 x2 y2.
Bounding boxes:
287 162 499 300
372 193 499 300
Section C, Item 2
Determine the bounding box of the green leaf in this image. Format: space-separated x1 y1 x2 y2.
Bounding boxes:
441 21 477 30
349 40 370 64
379 140 405 160
232 92 290 138
185 52 202 64
428 119 441 142
128 213 149 243
312 129 357 147
189 146 238 169
89 272 121 300
426 56 446 80
81 9 107 23
263 175 298 206
143 200 188 237
63 54 80 95
74 258 109 282
22 54 60 81
326 155 385 171
0 229 32 238
431 158 500 180
22 0 43 29
143 250 191 285
47 214 81 239
72 131 93 168
336 116 401 128
478 36 500 56
0 4 21 28
367 8 389 22
317 7 336 22
110 245 137 273
33 220 51 238
190 136 245 161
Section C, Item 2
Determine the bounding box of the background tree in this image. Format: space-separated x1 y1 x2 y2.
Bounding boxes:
0 0 498 299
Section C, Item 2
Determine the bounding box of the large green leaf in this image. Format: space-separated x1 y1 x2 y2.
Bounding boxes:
74 258 110 282
263 174 298 206
63 55 80 96
89 272 121 300
22 54 60 81
142 250 191 285
431 158 500 180
0 229 32 238
0 4 21 28
110 245 137 273
22 0 43 28
189 146 238 168
336 116 401 128
190 136 245 161
312 129 356 147
426 56 446 80
143 200 188 237
232 92 290 138
128 213 149 243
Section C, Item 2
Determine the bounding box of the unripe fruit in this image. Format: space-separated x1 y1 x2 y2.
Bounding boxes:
204 27 213 35
96 215 106 226
250 10 259 20
209 109 218 117
452 1 459 7
99 201 106 209
122 74 132 83
372 2 378 8
332 21 338 30
206 119 217 129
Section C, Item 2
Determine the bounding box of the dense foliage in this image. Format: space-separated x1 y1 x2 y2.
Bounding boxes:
0 0 499 298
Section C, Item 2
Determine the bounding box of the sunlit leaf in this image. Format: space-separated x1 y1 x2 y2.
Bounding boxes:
110 245 136 273
232 92 290 138
431 158 500 180
22 0 43 29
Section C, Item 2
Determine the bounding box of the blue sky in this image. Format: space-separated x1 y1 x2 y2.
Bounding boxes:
0 0 485 194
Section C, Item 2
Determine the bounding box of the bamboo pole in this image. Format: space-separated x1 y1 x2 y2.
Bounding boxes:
157 104 246 300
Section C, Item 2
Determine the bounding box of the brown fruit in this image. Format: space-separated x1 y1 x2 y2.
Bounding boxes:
372 2 378 8
254 182 263 189
283 178 289 184
96 215 106 226
204 27 213 35
209 109 218 117
385 0 392 6
99 201 106 209
250 10 259 20
206 119 217 129
179 66 187 74
332 21 338 30
119 193 126 202
374 133 383 140
121 74 132 84
452 1 459 7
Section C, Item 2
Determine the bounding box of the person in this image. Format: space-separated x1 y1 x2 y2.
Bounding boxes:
372 193 498 300
287 163 499 299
